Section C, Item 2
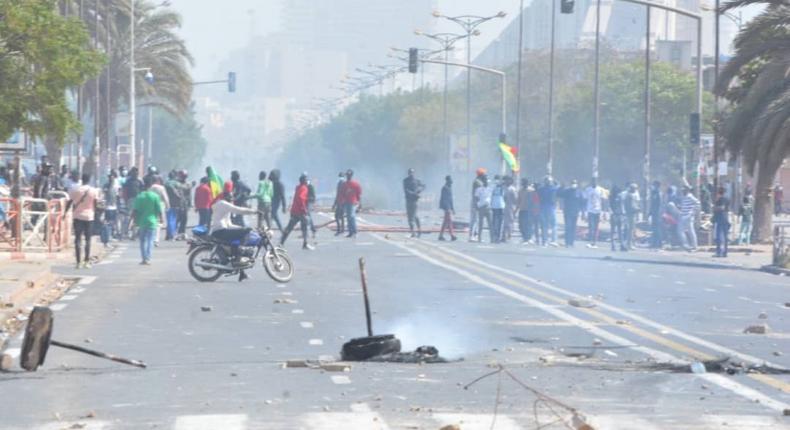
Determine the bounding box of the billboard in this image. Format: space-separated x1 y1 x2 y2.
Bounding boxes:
0 131 28 152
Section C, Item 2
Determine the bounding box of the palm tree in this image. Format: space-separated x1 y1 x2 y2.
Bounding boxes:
714 1 790 241
49 0 193 174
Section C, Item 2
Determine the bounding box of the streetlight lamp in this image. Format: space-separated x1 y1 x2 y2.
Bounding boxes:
414 30 469 173
431 10 507 177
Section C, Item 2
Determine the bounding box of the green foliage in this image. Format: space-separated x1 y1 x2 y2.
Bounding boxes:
0 0 104 146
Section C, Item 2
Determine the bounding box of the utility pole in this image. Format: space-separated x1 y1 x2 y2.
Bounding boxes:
515 0 525 178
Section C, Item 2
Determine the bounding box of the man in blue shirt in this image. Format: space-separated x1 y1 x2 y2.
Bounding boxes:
537 176 560 246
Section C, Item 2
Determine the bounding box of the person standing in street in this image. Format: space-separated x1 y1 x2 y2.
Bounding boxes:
130 176 163 265
609 185 626 251
438 175 456 241
490 176 506 243
469 169 486 241
517 178 531 243
648 181 663 249
559 180 583 247
103 170 120 243
737 193 754 245
582 178 605 248
306 175 318 239
150 175 170 247
67 173 99 269
623 183 641 250
713 186 731 257
678 185 701 251
194 177 212 228
255 171 273 230
342 169 362 238
270 170 286 232
175 170 192 239
503 176 518 243
475 174 493 243
774 184 784 216
403 168 424 238
230 170 251 227
332 172 346 236
281 174 314 250
537 176 560 246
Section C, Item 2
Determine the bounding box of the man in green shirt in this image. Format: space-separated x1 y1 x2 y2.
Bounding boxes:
255 170 273 230
130 176 163 265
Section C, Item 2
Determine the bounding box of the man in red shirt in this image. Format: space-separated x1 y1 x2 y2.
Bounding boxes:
280 174 313 250
194 177 212 228
341 169 362 238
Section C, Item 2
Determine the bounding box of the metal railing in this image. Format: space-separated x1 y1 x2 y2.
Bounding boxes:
0 197 70 253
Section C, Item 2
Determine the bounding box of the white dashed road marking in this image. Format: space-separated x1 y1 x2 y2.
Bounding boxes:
300 321 314 328
309 339 324 346
174 414 247 430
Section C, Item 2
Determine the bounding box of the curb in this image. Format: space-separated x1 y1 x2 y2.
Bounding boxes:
0 252 70 261
760 265 790 276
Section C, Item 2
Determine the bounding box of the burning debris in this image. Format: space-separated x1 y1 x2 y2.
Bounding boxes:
340 258 454 363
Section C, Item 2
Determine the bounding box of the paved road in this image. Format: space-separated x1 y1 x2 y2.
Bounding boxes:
0 211 788 429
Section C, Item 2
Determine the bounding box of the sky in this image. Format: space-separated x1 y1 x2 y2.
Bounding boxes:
171 0 521 79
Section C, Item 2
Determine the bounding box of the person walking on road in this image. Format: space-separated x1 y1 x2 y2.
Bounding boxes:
103 170 120 243
736 192 754 245
342 169 362 238
255 171 273 230
517 178 531 243
582 178 605 248
403 168 424 238
623 183 641 250
269 170 286 232
67 173 99 269
475 174 493 243
713 186 731 257
678 185 701 251
149 175 170 247
194 177 212 228
130 176 163 265
438 175 457 241
332 172 346 236
281 174 314 250
559 180 583 247
306 175 318 238
230 170 251 227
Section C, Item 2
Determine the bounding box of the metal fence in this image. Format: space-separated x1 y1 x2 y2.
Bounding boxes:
0 196 70 253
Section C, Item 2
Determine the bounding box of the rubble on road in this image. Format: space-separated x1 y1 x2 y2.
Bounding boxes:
743 324 769 334
366 345 454 364
568 297 596 308
200 306 213 312
282 358 352 372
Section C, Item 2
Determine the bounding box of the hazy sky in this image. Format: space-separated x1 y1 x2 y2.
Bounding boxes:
172 0 521 79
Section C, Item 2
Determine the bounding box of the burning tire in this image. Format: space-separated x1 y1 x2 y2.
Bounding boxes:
341 334 401 361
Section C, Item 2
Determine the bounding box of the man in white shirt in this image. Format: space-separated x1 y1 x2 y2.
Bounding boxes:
475 175 493 243
150 176 170 246
582 178 606 248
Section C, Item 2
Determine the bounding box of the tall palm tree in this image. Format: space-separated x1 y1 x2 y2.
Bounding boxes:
52 0 193 174
714 1 790 241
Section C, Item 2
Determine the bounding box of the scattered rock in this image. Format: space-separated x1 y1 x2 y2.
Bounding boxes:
81 411 96 419
773 351 783 357
320 362 352 372
273 299 297 304
615 320 629 325
322 406 331 412
439 425 461 430
84 338 93 344
743 324 769 334
758 312 768 320
783 408 790 416
568 298 596 308
200 306 213 312
284 359 309 368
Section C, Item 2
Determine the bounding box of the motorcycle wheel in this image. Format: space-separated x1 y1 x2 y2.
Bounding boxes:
263 247 294 283
188 246 223 283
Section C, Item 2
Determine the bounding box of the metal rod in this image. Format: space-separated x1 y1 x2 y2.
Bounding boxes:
466 31 472 181
130 0 136 171
444 48 449 174
713 0 720 193
50 340 147 369
358 258 373 337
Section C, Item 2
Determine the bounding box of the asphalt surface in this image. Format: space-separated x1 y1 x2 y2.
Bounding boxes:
0 210 789 429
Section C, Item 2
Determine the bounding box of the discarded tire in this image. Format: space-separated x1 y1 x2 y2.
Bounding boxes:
20 307 53 371
341 334 401 361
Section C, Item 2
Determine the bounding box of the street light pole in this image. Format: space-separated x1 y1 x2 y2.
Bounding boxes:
515 0 525 178
548 0 557 177
593 0 602 179
644 6 652 215
129 0 136 171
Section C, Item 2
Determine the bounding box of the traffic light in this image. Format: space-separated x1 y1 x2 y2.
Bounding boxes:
228 72 236 93
560 0 574 13
408 48 419 74
689 113 700 145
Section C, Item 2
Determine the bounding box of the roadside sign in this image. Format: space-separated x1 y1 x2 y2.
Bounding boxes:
0 131 28 153
115 112 131 137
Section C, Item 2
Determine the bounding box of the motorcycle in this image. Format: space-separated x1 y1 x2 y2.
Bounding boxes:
186 226 294 283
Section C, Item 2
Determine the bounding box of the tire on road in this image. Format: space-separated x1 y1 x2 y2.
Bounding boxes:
263 247 294 283
341 334 401 361
188 246 223 283
20 306 54 371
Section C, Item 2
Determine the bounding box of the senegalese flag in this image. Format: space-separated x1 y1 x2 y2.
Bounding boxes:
206 166 224 199
498 142 520 173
